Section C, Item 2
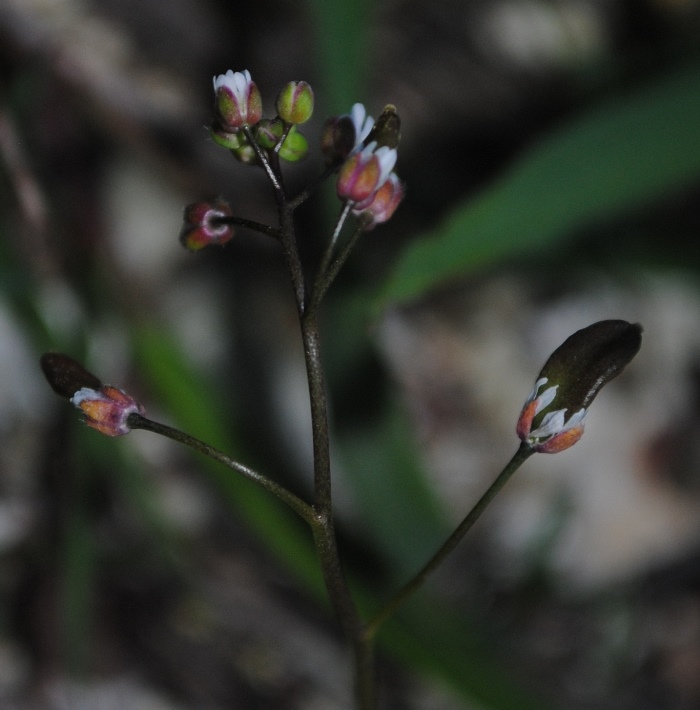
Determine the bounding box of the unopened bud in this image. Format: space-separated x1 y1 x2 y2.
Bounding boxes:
365 104 401 149
180 201 235 251
278 127 308 162
352 172 404 229
321 115 357 166
321 103 374 166
255 118 285 150
71 385 145 437
210 123 246 150
276 81 314 124
40 353 145 437
516 320 643 453
337 141 397 203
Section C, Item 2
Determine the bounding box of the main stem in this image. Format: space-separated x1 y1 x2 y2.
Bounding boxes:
301 307 375 708
269 157 374 705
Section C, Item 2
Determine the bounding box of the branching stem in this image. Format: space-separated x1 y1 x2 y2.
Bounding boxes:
128 413 315 523
365 443 534 640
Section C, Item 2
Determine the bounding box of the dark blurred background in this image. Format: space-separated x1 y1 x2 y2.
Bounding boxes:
2 0 700 708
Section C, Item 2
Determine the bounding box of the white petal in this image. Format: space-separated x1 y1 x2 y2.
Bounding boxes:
350 103 374 149
529 408 566 439
533 384 558 416
375 147 397 187
70 387 105 406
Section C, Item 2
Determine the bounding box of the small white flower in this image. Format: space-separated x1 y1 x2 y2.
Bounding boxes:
213 69 252 102
212 69 262 128
516 376 587 453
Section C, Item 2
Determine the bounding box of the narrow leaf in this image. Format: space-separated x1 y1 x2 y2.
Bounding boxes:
381 61 700 304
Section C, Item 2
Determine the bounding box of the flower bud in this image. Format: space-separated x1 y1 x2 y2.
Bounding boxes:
275 81 314 124
254 120 309 162
41 352 102 399
71 385 145 437
321 115 357 166
336 141 397 203
516 320 643 453
278 127 309 162
364 104 401 149
209 123 246 150
321 103 374 166
352 172 404 229
213 69 262 129
180 201 234 251
231 143 258 164
255 118 285 149
40 353 145 437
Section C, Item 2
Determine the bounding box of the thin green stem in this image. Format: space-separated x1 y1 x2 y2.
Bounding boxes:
243 122 306 313
309 201 354 311
211 215 281 239
365 443 535 640
273 123 294 156
127 413 315 524
243 125 282 192
311 217 368 310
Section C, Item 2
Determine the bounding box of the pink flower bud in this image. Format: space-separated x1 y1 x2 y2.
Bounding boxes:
320 103 374 166
336 142 397 204
352 172 404 229
180 201 234 251
71 385 145 437
213 70 263 129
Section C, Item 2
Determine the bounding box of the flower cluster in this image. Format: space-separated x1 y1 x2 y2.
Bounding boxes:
210 70 313 164
326 103 404 229
194 69 404 250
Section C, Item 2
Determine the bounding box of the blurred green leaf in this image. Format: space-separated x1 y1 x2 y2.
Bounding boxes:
132 323 325 594
381 60 700 305
381 605 556 710
338 402 450 579
305 0 374 113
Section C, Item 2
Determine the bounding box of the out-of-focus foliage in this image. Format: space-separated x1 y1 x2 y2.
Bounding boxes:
381 60 700 305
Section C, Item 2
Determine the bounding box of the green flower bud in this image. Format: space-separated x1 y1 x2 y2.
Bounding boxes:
278 127 309 162
275 81 314 124
210 123 246 150
255 118 285 150
231 142 258 164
